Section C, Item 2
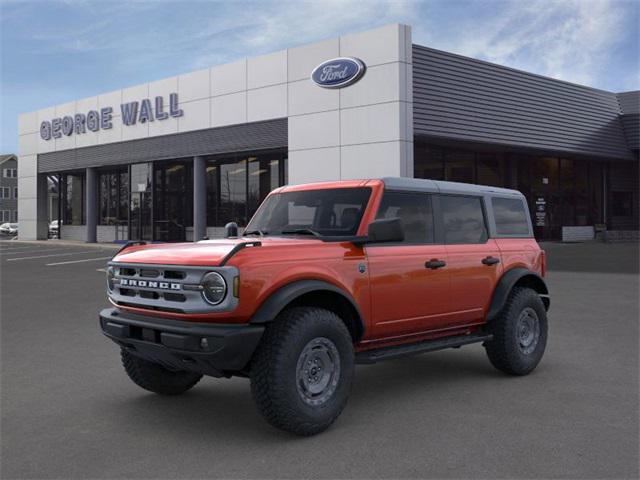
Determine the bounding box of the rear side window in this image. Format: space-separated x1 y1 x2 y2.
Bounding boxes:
492 197 530 236
376 191 434 243
441 195 487 244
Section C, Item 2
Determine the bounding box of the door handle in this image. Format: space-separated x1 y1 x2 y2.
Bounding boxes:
482 256 500 266
425 259 446 269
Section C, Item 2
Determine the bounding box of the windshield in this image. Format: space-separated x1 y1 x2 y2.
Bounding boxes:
245 187 371 237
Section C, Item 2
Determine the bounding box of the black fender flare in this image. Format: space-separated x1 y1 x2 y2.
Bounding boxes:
249 279 365 339
486 268 550 321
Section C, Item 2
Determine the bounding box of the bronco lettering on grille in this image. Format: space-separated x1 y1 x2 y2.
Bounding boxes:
120 278 181 290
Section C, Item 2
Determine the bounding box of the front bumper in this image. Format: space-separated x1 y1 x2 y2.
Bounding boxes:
99 308 264 377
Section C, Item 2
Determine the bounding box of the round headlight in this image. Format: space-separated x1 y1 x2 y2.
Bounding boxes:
201 272 227 305
106 266 115 292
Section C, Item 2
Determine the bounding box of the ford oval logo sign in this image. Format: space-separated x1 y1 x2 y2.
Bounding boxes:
311 57 366 89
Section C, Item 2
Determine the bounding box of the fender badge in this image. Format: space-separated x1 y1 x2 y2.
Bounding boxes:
358 263 366 274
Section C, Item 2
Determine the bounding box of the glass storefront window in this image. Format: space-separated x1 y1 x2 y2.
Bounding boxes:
414 142 444 180
445 151 475 183
119 171 128 221
154 161 192 242
477 153 504 187
207 149 286 228
98 169 128 225
414 140 617 240
62 173 85 225
220 158 248 226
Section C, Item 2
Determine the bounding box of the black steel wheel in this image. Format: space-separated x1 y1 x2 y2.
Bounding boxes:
250 307 354 436
485 287 548 375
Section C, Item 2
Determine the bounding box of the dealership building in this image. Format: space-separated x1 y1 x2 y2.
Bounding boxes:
17 24 639 243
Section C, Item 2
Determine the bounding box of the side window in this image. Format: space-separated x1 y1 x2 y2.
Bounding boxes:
440 195 487 244
492 197 530 236
375 191 434 243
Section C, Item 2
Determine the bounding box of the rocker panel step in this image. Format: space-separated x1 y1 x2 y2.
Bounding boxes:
356 333 493 364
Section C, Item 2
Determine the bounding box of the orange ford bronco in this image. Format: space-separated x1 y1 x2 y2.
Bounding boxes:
100 177 549 435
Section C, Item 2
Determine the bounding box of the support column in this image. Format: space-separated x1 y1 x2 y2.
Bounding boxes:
36 173 49 239
85 167 97 243
193 156 207 242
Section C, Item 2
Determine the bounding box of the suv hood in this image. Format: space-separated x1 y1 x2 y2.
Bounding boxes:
112 237 321 266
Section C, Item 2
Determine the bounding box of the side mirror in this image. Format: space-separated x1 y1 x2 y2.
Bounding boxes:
225 222 239 238
366 218 404 243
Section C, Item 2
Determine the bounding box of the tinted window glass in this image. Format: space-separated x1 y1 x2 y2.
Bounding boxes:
376 192 434 243
246 188 371 237
441 195 487 244
492 197 530 235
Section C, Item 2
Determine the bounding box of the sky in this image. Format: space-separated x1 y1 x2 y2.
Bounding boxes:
1 0 638 153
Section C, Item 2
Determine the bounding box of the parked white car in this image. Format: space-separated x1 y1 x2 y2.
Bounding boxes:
49 220 60 238
0 223 18 235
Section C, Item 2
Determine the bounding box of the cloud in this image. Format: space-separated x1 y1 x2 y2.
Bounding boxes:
414 0 637 89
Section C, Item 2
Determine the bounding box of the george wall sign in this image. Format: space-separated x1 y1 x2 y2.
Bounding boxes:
40 93 184 141
311 57 366 89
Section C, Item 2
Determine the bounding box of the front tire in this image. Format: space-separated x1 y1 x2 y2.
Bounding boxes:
121 349 202 395
485 287 548 375
250 307 354 436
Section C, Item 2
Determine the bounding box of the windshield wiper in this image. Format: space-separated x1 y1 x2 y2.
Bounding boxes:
281 228 322 237
243 229 268 237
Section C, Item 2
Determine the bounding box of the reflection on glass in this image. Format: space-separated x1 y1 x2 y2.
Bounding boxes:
445 151 475 183
154 161 192 241
98 169 128 225
206 149 286 228
63 173 85 225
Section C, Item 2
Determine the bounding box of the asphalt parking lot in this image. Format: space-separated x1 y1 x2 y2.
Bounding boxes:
1 240 638 479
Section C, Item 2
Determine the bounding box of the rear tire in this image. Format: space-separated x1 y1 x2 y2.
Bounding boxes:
250 307 354 436
121 349 202 395
485 287 548 375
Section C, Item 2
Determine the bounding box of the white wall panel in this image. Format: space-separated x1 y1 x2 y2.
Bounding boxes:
17 154 37 178
75 129 99 148
98 89 122 110
341 102 401 145
288 38 339 82
178 98 211 132
211 59 246 96
149 76 178 99
36 107 56 154
149 113 179 137
289 110 340 151
341 142 403 179
248 50 287 89
18 133 38 156
211 91 247 127
122 84 148 104
340 62 401 109
17 175 37 199
288 147 341 184
97 119 123 144
247 84 287 122
179 68 210 102
288 79 339 116
121 117 149 141
76 95 99 113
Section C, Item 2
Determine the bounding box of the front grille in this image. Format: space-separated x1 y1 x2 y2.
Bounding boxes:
109 262 238 314
139 269 160 278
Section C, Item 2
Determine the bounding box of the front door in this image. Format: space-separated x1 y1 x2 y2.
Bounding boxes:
367 191 451 341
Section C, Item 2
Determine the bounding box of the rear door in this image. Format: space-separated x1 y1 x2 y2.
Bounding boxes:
439 194 503 326
367 191 450 340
